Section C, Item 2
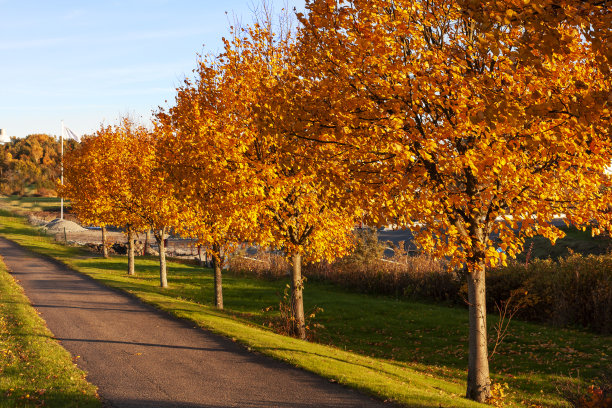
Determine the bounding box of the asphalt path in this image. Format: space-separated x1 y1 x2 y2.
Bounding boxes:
0 237 389 408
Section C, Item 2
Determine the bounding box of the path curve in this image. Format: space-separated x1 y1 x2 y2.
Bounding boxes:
0 237 389 408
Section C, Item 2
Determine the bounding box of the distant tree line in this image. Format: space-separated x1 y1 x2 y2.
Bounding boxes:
0 134 78 196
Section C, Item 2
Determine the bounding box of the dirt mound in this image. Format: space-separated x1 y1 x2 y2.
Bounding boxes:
44 218 87 233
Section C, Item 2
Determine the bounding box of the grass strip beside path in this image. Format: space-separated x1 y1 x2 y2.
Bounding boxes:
0 255 100 408
0 209 481 407
1 208 610 407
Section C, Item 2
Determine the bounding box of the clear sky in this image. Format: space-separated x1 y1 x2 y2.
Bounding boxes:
0 0 305 139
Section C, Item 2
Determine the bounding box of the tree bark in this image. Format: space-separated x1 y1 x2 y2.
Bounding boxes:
466 260 491 402
198 245 204 267
212 243 223 310
144 229 150 255
155 229 168 288
127 228 135 276
290 252 306 340
101 226 108 258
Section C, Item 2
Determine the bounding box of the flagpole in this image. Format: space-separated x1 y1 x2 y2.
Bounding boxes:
60 120 64 220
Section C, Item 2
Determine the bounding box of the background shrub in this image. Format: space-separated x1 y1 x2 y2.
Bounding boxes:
489 255 612 334
228 230 612 334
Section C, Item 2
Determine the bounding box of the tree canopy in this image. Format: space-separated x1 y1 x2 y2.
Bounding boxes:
293 0 611 400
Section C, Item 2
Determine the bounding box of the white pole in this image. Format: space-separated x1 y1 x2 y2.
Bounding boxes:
60 121 64 220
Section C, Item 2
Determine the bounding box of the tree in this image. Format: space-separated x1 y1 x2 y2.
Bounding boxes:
60 119 177 284
60 134 107 258
237 18 358 339
156 49 257 309
104 118 178 288
157 13 358 328
60 124 144 274
295 0 611 401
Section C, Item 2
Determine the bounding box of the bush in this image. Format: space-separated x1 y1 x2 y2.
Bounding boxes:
227 232 612 334
228 248 289 280
228 230 460 303
488 255 612 334
556 368 612 407
305 253 459 302
304 229 458 301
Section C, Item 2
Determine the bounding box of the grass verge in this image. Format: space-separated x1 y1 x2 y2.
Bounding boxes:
0 196 67 215
0 208 609 407
0 255 100 407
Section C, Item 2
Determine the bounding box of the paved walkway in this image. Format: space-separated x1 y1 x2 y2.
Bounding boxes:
0 237 388 408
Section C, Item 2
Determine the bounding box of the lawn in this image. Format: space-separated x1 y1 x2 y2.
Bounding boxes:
0 207 609 407
518 225 612 261
0 195 67 215
0 256 100 407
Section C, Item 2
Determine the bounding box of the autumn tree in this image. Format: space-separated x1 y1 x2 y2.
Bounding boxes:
156 56 255 309
60 124 145 274
295 0 611 401
1 134 74 195
157 11 358 330
128 131 177 288
234 16 358 339
59 133 114 259
102 118 178 288
93 122 146 277
61 118 177 285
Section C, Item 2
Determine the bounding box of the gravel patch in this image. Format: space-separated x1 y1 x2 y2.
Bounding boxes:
44 218 87 233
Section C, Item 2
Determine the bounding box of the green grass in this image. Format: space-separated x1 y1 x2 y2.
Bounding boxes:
518 225 612 261
0 195 68 215
0 208 609 407
0 255 100 407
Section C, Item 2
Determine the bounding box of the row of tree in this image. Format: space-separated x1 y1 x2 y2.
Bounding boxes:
60 0 611 402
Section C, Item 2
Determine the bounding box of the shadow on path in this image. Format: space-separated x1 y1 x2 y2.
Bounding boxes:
0 236 390 408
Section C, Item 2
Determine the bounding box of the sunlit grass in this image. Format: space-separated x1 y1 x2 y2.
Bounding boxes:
0 258 100 408
0 195 68 214
518 225 612 261
0 208 609 407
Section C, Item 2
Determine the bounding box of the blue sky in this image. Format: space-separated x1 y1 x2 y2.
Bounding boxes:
0 0 305 139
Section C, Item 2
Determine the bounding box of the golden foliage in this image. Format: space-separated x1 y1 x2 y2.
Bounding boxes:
156 17 358 263
60 118 177 233
295 0 612 270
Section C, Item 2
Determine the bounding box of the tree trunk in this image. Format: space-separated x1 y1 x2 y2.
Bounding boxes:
466 260 491 402
144 229 150 255
127 228 135 276
155 229 168 288
290 252 306 340
212 243 223 310
101 226 108 258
